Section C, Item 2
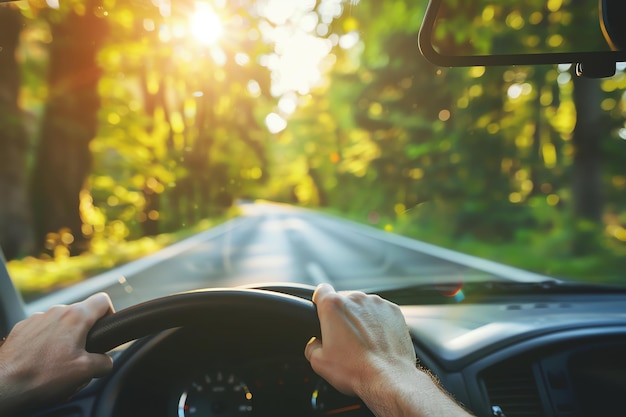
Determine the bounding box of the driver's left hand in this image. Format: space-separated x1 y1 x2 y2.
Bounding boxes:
0 292 114 414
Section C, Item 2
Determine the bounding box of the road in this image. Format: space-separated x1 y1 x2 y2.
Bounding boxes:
27 202 548 312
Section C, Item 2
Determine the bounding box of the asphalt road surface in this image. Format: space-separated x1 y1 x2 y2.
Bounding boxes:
27 201 546 312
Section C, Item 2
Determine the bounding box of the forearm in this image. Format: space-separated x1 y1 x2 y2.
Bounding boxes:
356 366 473 417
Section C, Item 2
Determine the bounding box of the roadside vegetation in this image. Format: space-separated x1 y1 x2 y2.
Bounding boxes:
333 207 626 285
1 0 625 300
8 214 235 302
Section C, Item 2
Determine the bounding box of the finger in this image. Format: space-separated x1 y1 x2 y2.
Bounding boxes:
84 353 114 378
78 293 115 327
89 292 115 315
304 336 322 364
312 283 336 305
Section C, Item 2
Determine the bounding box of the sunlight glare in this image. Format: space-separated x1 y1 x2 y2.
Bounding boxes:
266 113 287 134
190 3 223 45
507 84 522 99
278 94 297 114
270 31 332 96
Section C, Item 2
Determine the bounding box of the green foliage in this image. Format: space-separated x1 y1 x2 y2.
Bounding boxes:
8 213 236 301
278 0 626 283
3 0 626 295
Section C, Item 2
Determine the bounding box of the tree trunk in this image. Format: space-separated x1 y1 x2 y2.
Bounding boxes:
307 158 329 206
570 75 603 254
0 7 31 259
142 182 160 236
30 5 107 254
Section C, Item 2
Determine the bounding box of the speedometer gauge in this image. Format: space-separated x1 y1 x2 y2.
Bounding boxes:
177 371 253 417
312 380 373 417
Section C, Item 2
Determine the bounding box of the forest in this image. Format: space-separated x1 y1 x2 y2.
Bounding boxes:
0 0 625 299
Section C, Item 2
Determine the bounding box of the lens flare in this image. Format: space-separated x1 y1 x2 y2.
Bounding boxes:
190 3 223 45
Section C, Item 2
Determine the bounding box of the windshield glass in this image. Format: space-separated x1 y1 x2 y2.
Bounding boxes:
1 0 625 308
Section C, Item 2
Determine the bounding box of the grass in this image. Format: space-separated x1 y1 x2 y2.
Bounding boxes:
8 204 625 302
8 213 237 302
322 207 626 285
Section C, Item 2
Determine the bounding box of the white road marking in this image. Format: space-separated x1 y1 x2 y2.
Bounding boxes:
24 202 555 314
25 216 255 314
306 209 557 284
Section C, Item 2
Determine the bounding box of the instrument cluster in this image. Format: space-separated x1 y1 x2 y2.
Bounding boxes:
169 357 372 417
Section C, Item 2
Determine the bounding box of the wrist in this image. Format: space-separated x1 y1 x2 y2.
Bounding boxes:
0 356 29 415
352 359 415 416
355 365 472 417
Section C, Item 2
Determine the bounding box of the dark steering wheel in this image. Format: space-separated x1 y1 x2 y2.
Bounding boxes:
86 288 320 353
83 288 321 417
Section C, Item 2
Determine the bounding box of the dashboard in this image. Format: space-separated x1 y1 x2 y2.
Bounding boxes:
94 325 372 417
28 291 626 417
117 355 370 417
404 294 626 417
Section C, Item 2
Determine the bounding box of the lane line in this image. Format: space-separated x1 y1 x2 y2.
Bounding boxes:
305 210 556 283
25 202 555 314
25 216 256 314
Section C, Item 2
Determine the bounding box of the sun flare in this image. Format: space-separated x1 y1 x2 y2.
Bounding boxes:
190 3 223 45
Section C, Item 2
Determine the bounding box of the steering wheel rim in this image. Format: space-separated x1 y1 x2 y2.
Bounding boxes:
86 288 320 353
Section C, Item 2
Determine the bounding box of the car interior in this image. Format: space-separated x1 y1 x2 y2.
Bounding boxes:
1 0 626 416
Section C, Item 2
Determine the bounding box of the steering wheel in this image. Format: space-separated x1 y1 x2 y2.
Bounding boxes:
86 288 320 353
82 288 322 417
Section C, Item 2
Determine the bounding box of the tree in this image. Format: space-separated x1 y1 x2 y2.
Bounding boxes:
0 5 31 259
30 0 108 254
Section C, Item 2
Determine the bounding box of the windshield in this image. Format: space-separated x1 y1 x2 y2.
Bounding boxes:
1 0 625 309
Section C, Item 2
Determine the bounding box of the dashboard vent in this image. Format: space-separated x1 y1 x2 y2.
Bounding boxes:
482 361 544 417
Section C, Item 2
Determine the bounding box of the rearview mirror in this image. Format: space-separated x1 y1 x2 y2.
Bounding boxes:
418 0 626 77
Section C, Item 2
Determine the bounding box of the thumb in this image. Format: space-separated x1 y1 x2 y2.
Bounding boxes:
304 336 323 365
84 353 114 378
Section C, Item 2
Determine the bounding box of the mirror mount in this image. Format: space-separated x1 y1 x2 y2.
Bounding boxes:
575 61 616 78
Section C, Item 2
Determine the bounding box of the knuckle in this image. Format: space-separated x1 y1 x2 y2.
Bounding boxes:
321 293 345 311
339 291 366 306
47 304 67 316
60 304 86 325
347 291 367 302
369 293 385 304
